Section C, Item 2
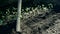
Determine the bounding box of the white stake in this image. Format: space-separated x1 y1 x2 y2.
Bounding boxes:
16 0 22 32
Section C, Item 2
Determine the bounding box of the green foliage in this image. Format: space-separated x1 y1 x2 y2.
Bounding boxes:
0 19 3 25
0 7 17 25
0 0 54 25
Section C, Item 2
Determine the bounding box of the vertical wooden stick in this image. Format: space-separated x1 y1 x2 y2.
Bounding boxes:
16 0 22 32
